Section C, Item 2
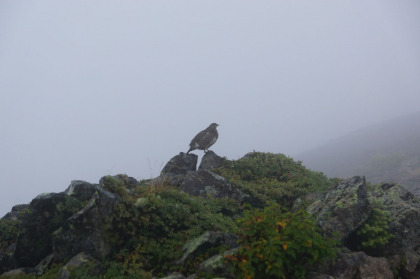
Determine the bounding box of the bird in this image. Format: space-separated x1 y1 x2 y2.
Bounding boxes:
187 123 219 154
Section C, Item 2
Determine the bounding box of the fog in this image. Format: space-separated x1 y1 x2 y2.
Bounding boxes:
1 1 420 217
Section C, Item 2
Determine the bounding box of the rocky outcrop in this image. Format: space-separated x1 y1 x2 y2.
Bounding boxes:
2 150 420 278
369 182 420 278
64 180 99 201
307 176 371 242
57 252 100 279
1 204 28 221
198 151 226 171
179 170 245 202
311 250 394 279
307 178 420 279
53 181 119 261
14 193 83 267
151 153 198 186
162 153 198 175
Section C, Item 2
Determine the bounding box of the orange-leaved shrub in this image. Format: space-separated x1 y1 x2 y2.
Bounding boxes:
227 204 339 279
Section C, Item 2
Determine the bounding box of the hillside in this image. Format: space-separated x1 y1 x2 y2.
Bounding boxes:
1 152 420 278
295 112 420 196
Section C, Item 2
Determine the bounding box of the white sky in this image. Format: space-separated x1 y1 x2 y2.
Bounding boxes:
1 1 420 216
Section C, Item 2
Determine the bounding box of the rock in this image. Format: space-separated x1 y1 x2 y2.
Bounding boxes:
158 272 186 279
150 153 199 187
57 252 100 279
0 267 36 278
161 153 198 175
34 253 54 276
148 173 186 188
0 252 13 275
316 251 394 279
369 183 420 278
197 248 237 279
1 204 29 220
13 193 82 267
176 231 238 266
198 151 226 171
64 180 99 201
53 187 118 261
179 171 245 202
307 176 371 242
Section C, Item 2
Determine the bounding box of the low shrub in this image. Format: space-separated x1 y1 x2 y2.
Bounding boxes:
100 176 238 276
227 204 339 279
214 152 333 209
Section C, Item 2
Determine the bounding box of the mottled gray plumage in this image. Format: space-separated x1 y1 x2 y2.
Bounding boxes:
187 123 219 154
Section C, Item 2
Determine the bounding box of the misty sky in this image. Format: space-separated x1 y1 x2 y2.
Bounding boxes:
1 1 420 217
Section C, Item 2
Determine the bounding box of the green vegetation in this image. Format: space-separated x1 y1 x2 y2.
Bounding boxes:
214 152 333 208
227 204 339 279
355 207 393 252
100 176 239 277
0 153 343 278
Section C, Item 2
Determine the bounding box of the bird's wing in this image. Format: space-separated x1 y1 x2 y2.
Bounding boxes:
189 130 207 146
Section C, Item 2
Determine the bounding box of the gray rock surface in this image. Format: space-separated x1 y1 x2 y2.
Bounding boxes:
57 252 99 279
64 180 99 201
176 231 238 266
316 251 394 279
14 193 82 267
34 253 54 276
151 153 199 186
198 151 226 171
161 153 198 175
179 170 245 202
1 204 29 220
53 186 118 261
198 248 237 279
369 182 420 278
307 176 371 241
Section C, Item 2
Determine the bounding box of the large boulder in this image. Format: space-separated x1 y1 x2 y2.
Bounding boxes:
14 193 82 267
64 180 99 201
179 170 245 202
198 151 226 171
53 183 118 261
311 251 394 279
161 153 198 175
151 153 198 186
307 176 371 242
57 252 100 279
369 182 420 278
